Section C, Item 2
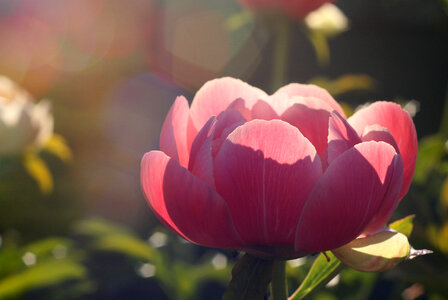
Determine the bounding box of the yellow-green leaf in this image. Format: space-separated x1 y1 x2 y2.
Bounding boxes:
22 152 53 194
289 252 342 300
0 260 86 299
43 134 73 162
309 74 375 96
389 215 415 237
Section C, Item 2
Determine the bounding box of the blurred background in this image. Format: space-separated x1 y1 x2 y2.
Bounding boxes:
0 0 447 299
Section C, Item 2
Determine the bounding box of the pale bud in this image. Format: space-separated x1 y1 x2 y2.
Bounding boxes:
0 76 53 155
332 229 410 272
304 3 348 37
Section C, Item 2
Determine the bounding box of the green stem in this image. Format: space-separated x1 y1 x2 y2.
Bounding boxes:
272 20 290 92
270 260 287 300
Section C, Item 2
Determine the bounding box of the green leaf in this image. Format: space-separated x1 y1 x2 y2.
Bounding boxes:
289 252 342 300
413 134 446 184
389 215 415 237
0 260 86 299
223 254 274 300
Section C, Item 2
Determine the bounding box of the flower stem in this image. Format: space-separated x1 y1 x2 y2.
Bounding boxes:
270 260 287 300
271 19 290 92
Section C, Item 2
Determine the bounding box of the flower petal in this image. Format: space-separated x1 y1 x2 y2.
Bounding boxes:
327 111 361 164
214 120 322 246
188 117 217 189
348 102 417 198
281 97 333 155
274 83 345 117
295 141 403 253
160 96 194 168
361 125 399 154
141 151 242 248
190 77 268 129
251 100 278 120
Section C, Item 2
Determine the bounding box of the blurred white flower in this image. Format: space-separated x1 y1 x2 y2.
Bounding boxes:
304 3 348 37
0 75 53 155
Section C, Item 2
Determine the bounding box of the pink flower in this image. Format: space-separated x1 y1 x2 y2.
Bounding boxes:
141 77 417 258
238 0 336 20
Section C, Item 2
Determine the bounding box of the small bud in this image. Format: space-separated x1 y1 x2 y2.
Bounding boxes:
304 3 348 37
332 229 410 272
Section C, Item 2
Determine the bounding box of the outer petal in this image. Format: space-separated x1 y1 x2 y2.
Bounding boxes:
295 141 403 253
281 97 333 155
274 83 345 117
160 96 194 168
189 77 268 129
327 111 361 165
348 101 417 199
141 151 242 248
214 120 322 246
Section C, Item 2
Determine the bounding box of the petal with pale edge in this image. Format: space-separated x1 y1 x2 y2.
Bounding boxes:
160 96 195 168
141 151 241 248
190 77 268 129
327 111 361 164
332 229 410 272
214 120 322 246
348 102 417 199
274 83 345 117
295 141 403 253
281 98 333 155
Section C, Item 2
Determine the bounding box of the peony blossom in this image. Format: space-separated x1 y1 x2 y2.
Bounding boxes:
238 0 336 20
141 77 417 259
0 75 53 155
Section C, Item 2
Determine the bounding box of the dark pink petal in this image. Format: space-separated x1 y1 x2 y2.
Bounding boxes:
294 141 403 253
160 96 192 168
327 111 361 164
188 109 247 188
214 120 322 246
361 125 399 154
188 117 217 188
141 151 242 248
211 109 247 156
348 102 417 198
228 98 252 121
281 98 333 155
190 77 268 129
274 83 345 117
251 100 278 120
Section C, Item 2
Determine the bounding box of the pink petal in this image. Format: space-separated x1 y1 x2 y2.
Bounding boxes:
274 83 345 117
251 100 278 120
160 96 194 168
211 109 247 156
214 120 322 246
189 77 268 129
141 151 242 248
348 102 417 198
294 141 403 253
188 117 217 189
228 98 252 121
360 128 403 233
361 125 399 154
188 109 247 189
281 98 333 155
327 111 361 164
